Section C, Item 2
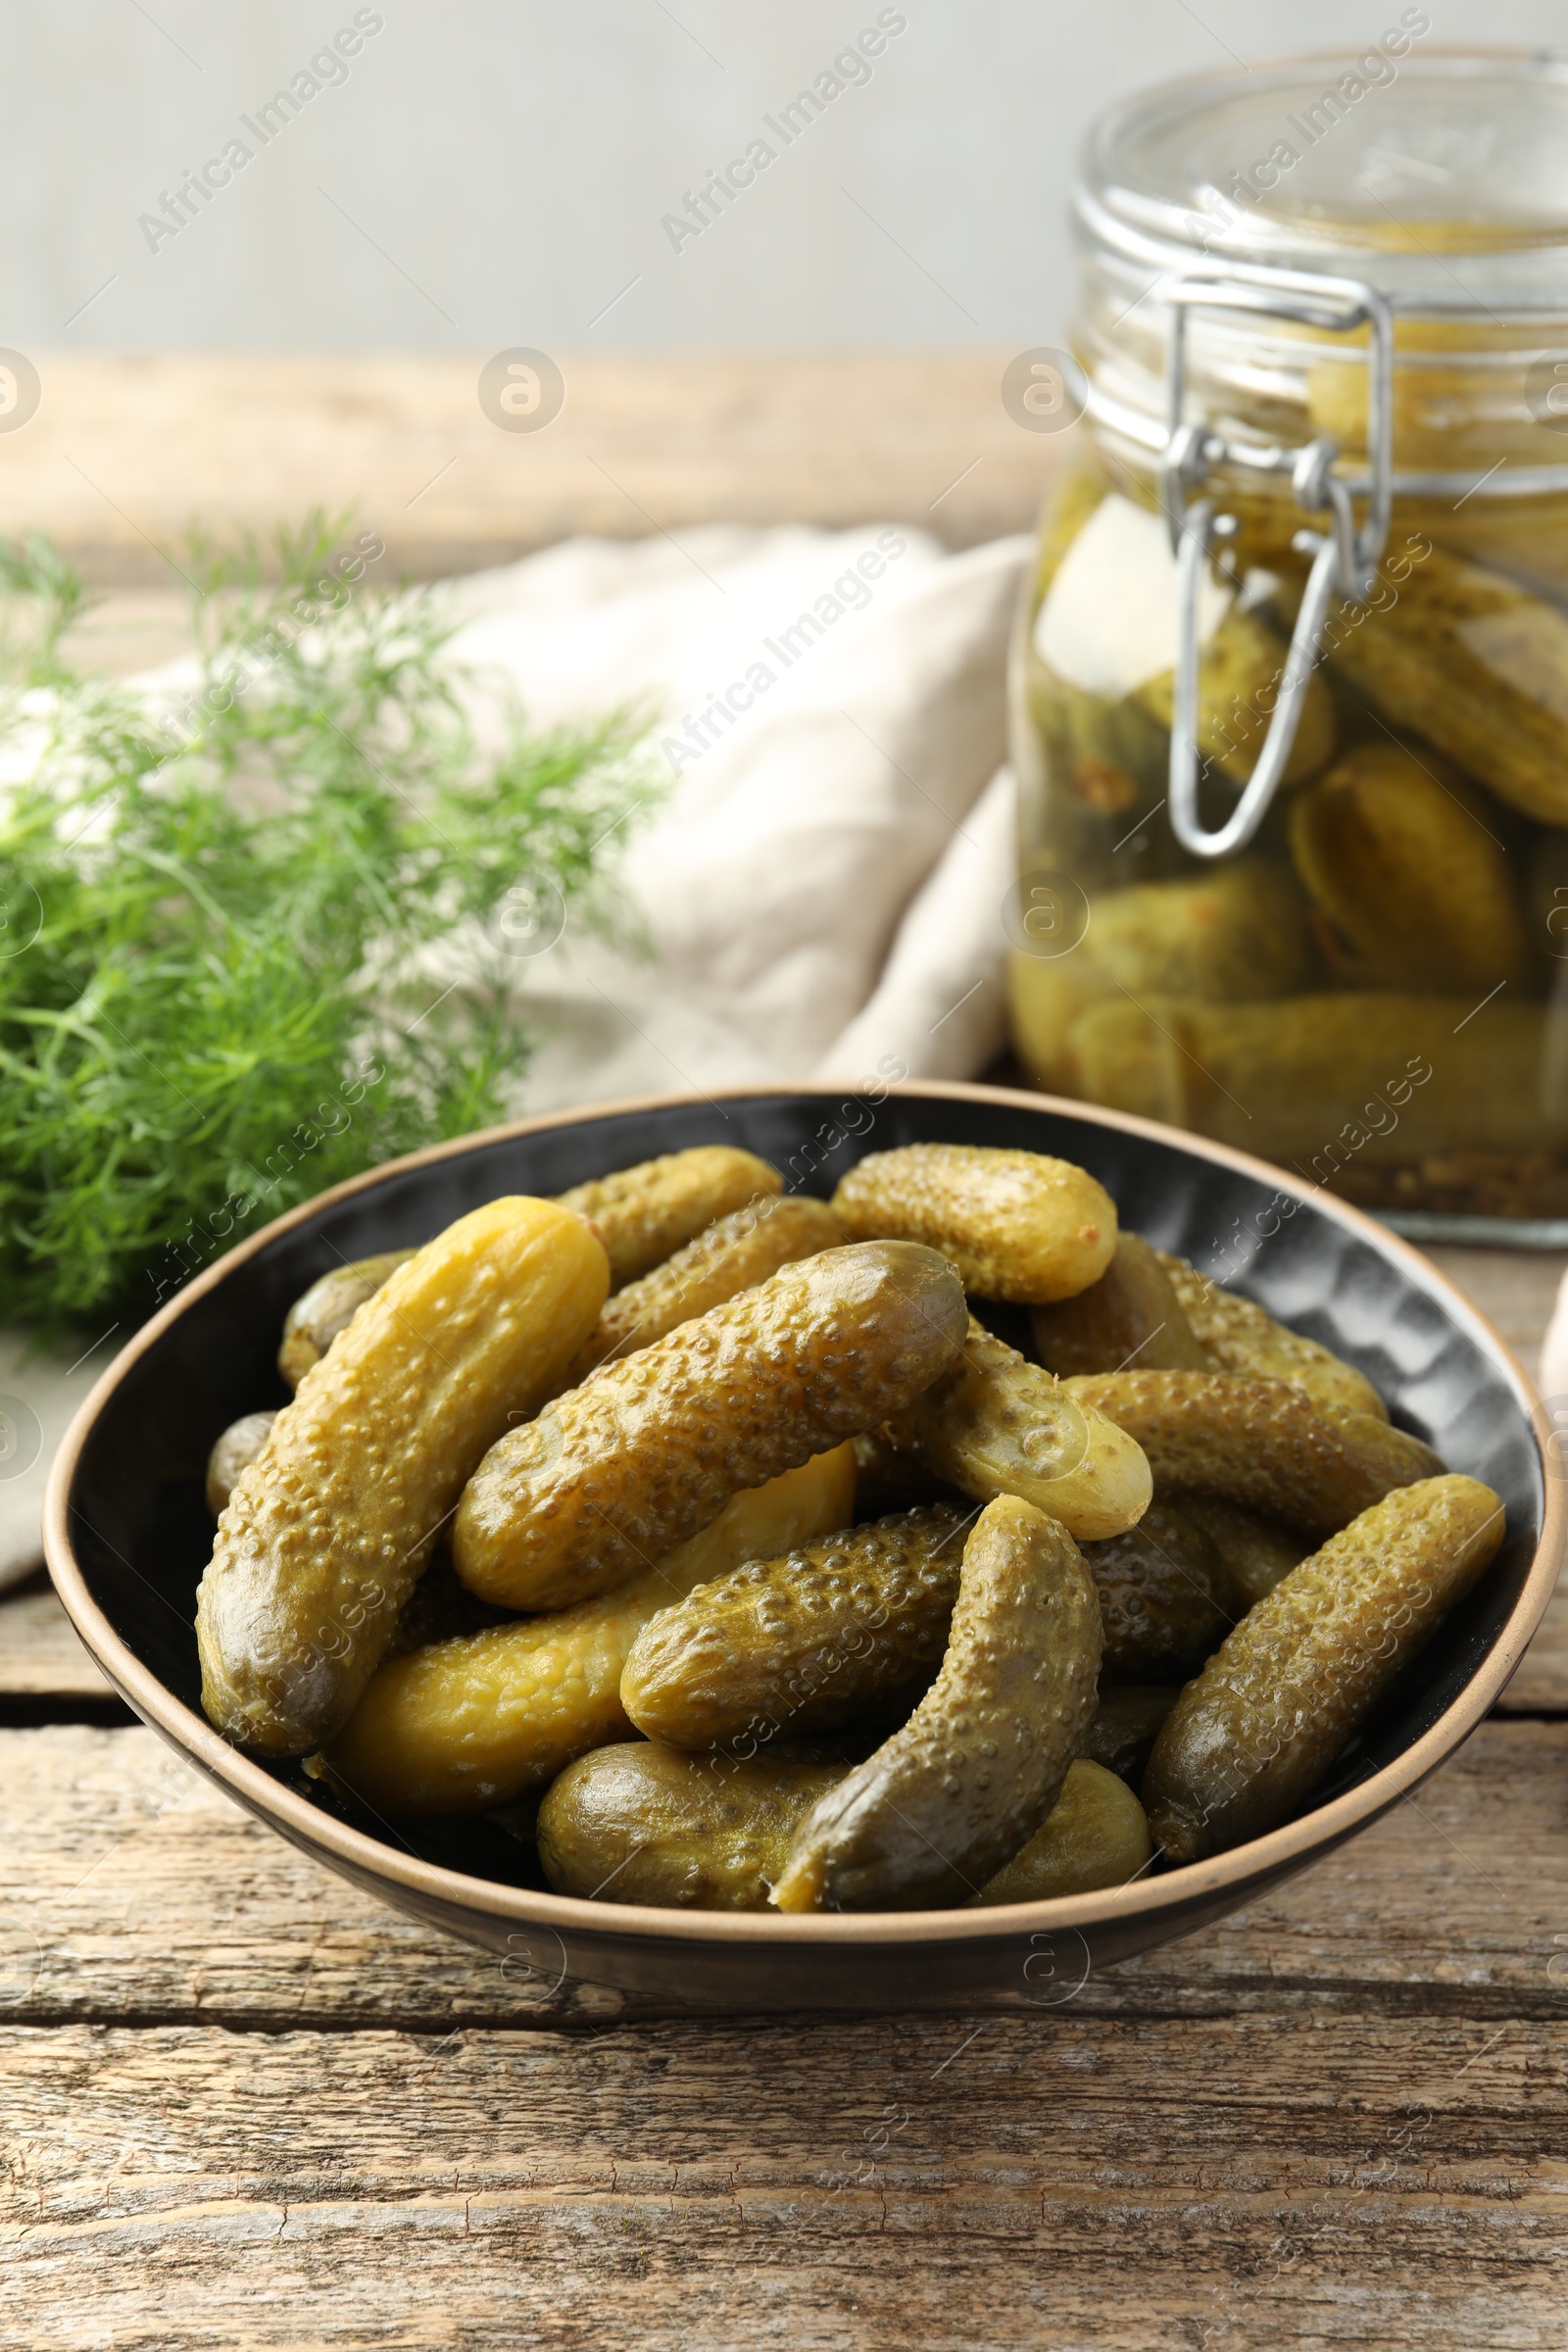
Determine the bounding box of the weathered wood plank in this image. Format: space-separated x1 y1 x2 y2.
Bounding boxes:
3 1722 1566 2030
0 351 1054 586
0 1575 110 1695
1 2009 1564 2350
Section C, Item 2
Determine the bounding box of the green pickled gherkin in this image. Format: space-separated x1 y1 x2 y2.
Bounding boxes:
1030 1232 1210 1379
1143 1474 1504 1862
832 1142 1117 1304
1061 1371 1442 1539
772 1494 1102 1912
1179 1496 1309 1614
1288 741 1526 995
620 1504 969 1750
1081 1500 1231 1678
969 1759 1153 1904
1152 1250 1388 1423
454 1243 969 1611
537 1740 852 1909
1081 1685 1179 1786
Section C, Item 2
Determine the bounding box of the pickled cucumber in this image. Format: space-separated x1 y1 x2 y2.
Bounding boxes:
1152 1249 1389 1422
454 1243 968 1612
1303 537 1568 825
1082 1500 1231 1678
197 1197 610 1755
832 1143 1117 1304
1030 1232 1210 1378
321 1447 857 1817
1143 1474 1504 1862
558 1146 782 1288
1180 1496 1310 1614
205 1411 277 1518
970 1759 1153 1904
1134 604 1336 791
1067 994 1561 1165
850 1429 964 1517
557 1194 844 1390
772 1494 1102 1912
1008 861 1316 1100
620 1503 969 1750
1081 1684 1179 1786
1288 742 1526 995
538 1740 852 1909
278 1251 416 1390
1061 1371 1442 1539
883 1314 1152 1543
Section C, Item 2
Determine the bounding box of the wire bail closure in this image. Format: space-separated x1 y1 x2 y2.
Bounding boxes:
1156 266 1395 859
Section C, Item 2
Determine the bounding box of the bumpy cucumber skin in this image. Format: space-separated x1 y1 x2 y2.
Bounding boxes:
277 1251 416 1391
453 1242 969 1612
971 1759 1153 1904
883 1315 1152 1544
558 1147 782 1289
197 1197 609 1757
1143 1473 1504 1863
621 1502 969 1748
538 1740 851 1909
1030 1232 1210 1378
321 1448 857 1817
557 1195 844 1391
1062 1370 1441 1538
833 1142 1116 1304
772 1494 1102 1913
1153 1249 1388 1422
1083 1501 1230 1678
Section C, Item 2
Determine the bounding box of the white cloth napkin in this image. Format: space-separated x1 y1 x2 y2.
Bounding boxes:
2 523 1029 1591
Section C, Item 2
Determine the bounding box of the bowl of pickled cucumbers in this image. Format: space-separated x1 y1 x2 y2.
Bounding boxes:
46 1085 1559 2012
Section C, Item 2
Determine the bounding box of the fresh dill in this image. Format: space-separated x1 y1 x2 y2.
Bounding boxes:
0 518 655 1327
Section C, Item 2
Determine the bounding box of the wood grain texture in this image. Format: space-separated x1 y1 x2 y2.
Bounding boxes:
4 1721 1566 2031
0 351 1058 586
1 2009 1565 2350
0 1574 111 1695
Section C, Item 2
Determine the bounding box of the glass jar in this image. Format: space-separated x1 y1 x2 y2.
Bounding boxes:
1008 48 1568 1240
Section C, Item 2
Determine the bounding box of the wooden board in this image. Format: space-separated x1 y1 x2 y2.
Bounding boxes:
3 1242 1565 2344
0 351 1058 587
3 1719 1567 2347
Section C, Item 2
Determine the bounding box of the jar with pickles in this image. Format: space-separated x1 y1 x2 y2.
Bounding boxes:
1009 47 1568 1235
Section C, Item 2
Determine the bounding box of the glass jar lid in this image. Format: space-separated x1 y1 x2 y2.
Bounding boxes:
1079 46 1568 293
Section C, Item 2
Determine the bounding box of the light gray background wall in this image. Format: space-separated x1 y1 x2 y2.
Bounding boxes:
5 0 1565 348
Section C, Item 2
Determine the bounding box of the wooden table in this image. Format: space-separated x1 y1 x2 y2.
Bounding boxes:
4 1247 1566 2349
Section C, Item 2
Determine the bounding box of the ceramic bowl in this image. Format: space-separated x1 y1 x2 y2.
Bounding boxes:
45 1084 1562 2014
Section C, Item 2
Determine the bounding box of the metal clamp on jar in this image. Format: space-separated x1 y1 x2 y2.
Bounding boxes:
1008 49 1568 1240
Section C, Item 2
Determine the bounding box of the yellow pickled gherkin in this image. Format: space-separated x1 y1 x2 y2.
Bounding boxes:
1061 1370 1442 1539
558 1146 783 1288
197 1197 610 1756
882 1314 1152 1544
832 1142 1116 1303
319 1447 857 1818
454 1243 968 1611
554 1194 845 1391
1152 1250 1388 1423
773 1494 1102 1913
1143 1475 1504 1863
969 1759 1153 1905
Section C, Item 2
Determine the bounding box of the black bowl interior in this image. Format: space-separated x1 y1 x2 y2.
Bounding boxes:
64 1089 1545 1894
